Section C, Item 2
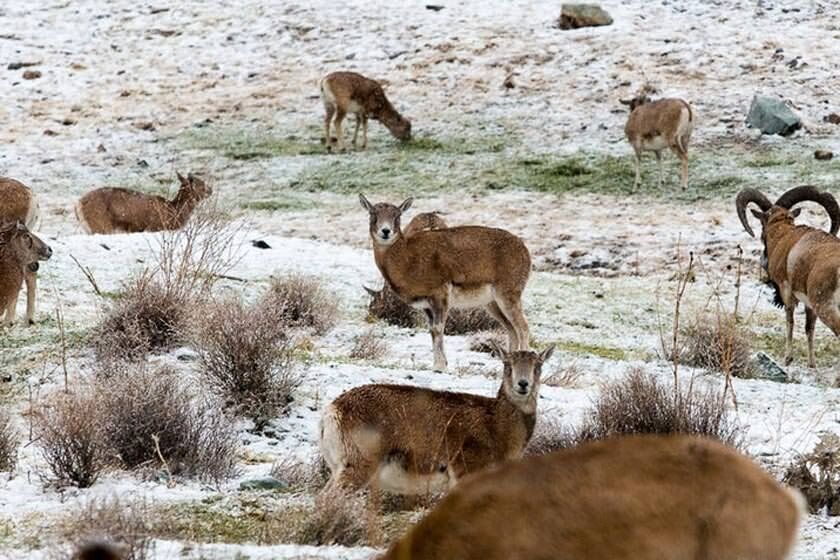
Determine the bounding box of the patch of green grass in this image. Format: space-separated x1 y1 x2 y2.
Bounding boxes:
554 339 627 361
241 197 318 212
183 127 327 159
743 155 798 168
398 135 506 155
751 330 840 368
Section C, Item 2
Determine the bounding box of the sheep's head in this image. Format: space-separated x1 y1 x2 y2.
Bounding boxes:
176 172 213 201
619 94 652 112
359 194 413 246
0 221 52 266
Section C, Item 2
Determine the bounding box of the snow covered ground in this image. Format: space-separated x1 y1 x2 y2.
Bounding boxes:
2 0 840 558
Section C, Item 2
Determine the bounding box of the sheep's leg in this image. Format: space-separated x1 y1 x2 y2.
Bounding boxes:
805 307 817 368
671 143 689 190
352 114 361 148
495 296 530 351
784 304 796 365
632 147 642 190
25 271 36 326
334 109 347 152
428 299 449 371
361 116 369 150
4 292 19 327
323 105 335 149
486 301 518 352
655 150 664 187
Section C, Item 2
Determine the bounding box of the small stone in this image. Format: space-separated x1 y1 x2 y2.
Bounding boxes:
251 240 271 249
753 351 788 383
824 113 840 125
43 129 58 136
426 4 444 10
815 150 834 161
22 70 41 80
239 477 289 492
61 118 76 126
746 95 802 136
557 3 613 30
7 61 38 70
134 121 155 131
502 74 516 89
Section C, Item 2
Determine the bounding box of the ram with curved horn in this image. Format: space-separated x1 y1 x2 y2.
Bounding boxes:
736 185 840 367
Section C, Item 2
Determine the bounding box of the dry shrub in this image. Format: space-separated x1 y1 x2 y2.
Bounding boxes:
784 433 840 515
264 274 338 335
568 368 741 448
366 284 497 334
0 408 18 472
97 365 237 482
93 273 187 361
543 362 584 388
59 497 153 560
193 298 300 429
468 331 507 353
682 312 753 377
94 202 240 361
293 488 368 546
37 388 108 488
525 415 573 456
350 329 388 360
270 455 328 492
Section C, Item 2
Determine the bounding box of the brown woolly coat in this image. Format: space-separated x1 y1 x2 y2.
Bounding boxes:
381 435 802 560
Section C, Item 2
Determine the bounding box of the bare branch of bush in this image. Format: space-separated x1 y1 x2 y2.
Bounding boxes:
0 407 19 472
193 298 301 429
270 455 329 493
564 368 742 449
467 331 507 354
350 329 388 361
96 364 238 482
784 433 840 515
36 388 108 488
293 487 368 546
543 362 584 388
264 274 339 335
682 313 753 378
93 202 241 362
58 497 153 560
525 415 574 456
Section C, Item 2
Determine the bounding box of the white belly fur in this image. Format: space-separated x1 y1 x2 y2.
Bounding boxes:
377 461 450 495
640 135 670 151
450 284 493 309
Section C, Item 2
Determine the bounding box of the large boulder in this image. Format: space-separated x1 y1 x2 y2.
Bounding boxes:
746 95 802 136
557 4 613 29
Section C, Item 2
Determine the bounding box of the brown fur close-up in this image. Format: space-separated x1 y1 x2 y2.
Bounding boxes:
736 186 840 367
360 194 531 371
75 172 212 235
380 435 803 560
621 96 694 189
320 71 411 151
72 542 123 560
319 344 554 494
0 221 52 327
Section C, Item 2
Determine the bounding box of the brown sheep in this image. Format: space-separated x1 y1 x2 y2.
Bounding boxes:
0 222 52 327
75 172 211 234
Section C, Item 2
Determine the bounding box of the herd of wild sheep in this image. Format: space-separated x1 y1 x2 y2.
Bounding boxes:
4 69 839 559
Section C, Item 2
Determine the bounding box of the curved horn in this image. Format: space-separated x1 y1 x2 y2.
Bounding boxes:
735 188 772 238
775 185 840 236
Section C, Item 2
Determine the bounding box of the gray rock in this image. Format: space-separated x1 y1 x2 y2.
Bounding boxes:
752 351 788 383
815 150 834 161
239 477 289 492
746 96 802 136
557 4 613 29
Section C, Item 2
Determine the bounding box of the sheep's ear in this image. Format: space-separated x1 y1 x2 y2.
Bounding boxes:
619 98 633 106
363 285 379 297
176 172 187 186
399 197 413 213
490 340 509 362
790 208 802 219
359 193 374 213
539 344 556 364
750 208 768 224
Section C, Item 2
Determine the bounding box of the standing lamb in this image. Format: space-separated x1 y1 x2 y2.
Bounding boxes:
359 194 531 371
320 71 411 152
75 172 212 234
320 342 554 494
0 177 48 324
621 92 694 190
0 222 52 327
